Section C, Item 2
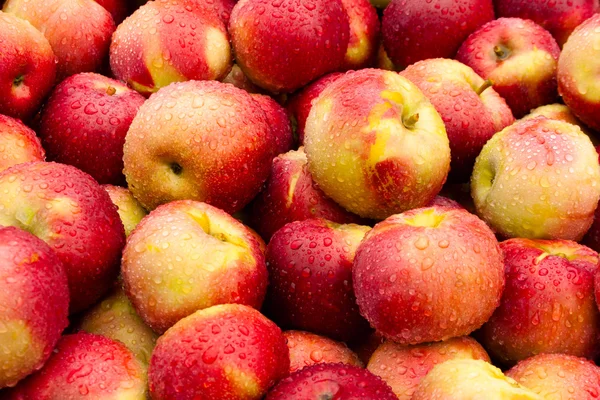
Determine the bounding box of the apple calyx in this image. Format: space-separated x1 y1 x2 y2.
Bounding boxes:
106 86 117 96
13 75 24 87
476 79 493 95
403 113 419 129
169 162 183 175
493 44 511 60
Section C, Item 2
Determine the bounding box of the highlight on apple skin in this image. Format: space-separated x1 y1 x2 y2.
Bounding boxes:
0 114 45 173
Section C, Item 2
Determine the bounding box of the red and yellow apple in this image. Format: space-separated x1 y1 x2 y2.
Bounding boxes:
103 185 147 238
0 114 44 173
340 0 379 70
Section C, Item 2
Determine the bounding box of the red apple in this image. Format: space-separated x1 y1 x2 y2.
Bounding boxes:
122 200 268 334
401 58 514 181
522 104 598 144
0 114 44 173
39 73 145 186
103 185 147 238
456 18 561 118
0 162 125 313
340 0 379 70
265 218 371 343
229 0 349 93
93 0 127 23
251 94 294 156
0 12 56 121
478 238 600 365
353 206 504 344
149 304 290 400
266 363 398 400
0 227 69 389
382 0 494 69
247 147 367 241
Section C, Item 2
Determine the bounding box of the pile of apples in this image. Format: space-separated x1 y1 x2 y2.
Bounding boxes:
2 0 600 398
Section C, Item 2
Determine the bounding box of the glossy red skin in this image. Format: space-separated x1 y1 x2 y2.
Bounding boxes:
340 0 380 70
229 0 349 93
149 304 290 400
382 0 494 68
353 207 505 345
248 148 366 241
495 0 599 47
5 333 146 399
582 146 600 252
0 162 125 313
0 227 69 388
251 94 294 156
265 218 370 343
286 73 343 145
266 363 397 400
94 0 128 23
401 59 514 181
158 0 236 24
456 18 561 118
0 115 45 173
4 0 116 80
0 13 56 121
39 73 145 186
479 238 600 366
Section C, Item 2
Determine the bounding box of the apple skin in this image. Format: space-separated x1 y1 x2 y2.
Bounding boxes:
266 363 397 400
102 185 147 238
286 72 343 145
0 227 69 389
251 94 294 156
284 330 363 373
401 58 515 181
412 359 541 400
247 147 367 241
148 304 290 400
123 80 275 214
110 0 231 96
39 73 145 186
382 0 494 69
583 147 600 252
478 238 600 366
122 200 268 334
495 0 599 47
0 114 44 174
229 0 349 93
456 17 561 118
265 218 371 343
353 206 504 345
0 12 56 121
367 336 490 400
0 162 125 314
77 286 158 366
558 13 600 132
471 116 600 240
93 0 127 23
222 64 263 94
4 0 116 80
507 353 600 399
522 103 598 143
4 333 147 399
340 0 379 70
304 68 451 220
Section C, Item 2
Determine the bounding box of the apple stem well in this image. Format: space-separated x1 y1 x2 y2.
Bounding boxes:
106 86 116 96
476 79 494 95
13 75 24 87
403 113 420 129
493 45 510 60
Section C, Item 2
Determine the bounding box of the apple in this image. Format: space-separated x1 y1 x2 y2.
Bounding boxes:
222 64 263 94
265 218 371 343
340 0 379 70
122 200 268 334
521 103 598 143
376 42 399 71
471 116 600 240
0 12 56 121
0 227 69 389
428 195 464 210
123 80 276 214
0 114 44 173
229 0 349 93
5 333 147 399
367 336 490 400
401 58 515 181
507 353 600 399
162 0 236 25
478 238 600 365
284 330 363 373
4 0 116 80
38 73 145 186
304 68 451 220
251 94 294 156
148 304 290 400
0 162 125 313
103 185 147 238
266 363 397 400
584 146 600 252
110 0 231 96
353 206 504 344
77 286 158 365
93 0 127 23
247 147 367 241
558 13 600 132
456 17 561 118
411 359 541 400
495 0 599 47
382 0 494 69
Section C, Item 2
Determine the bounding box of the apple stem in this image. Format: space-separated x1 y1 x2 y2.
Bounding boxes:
476 79 493 95
403 113 420 129
106 86 116 96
